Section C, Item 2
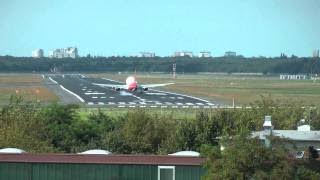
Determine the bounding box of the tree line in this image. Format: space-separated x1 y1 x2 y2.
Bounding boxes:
0 56 319 74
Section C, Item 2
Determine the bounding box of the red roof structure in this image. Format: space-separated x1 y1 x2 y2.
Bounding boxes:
0 153 205 166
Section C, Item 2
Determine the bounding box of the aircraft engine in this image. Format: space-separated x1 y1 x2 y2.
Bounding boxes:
143 87 149 91
114 87 120 91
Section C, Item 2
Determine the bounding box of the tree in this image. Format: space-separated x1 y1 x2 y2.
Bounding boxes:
0 96 54 152
40 103 80 152
201 131 320 180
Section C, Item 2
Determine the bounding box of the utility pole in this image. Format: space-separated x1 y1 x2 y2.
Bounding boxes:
173 63 176 79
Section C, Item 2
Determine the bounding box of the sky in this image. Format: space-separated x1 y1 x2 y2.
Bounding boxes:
0 0 319 57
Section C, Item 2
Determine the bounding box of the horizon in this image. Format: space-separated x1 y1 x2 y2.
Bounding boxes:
1 0 319 57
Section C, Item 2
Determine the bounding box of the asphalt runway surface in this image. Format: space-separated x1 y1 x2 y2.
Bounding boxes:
46 74 217 108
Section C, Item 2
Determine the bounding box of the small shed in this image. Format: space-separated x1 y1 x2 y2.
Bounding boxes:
0 153 205 180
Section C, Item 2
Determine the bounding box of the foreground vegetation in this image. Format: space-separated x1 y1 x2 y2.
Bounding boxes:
1 96 320 153
1 96 320 178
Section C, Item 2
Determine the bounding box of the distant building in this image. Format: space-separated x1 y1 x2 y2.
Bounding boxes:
198 51 211 58
174 51 193 57
224 51 236 57
252 116 320 150
280 53 288 59
313 49 319 58
280 74 307 80
49 47 78 58
139 52 155 58
32 49 44 58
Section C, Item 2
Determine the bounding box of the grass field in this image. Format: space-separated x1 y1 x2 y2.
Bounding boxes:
0 74 58 104
89 73 320 106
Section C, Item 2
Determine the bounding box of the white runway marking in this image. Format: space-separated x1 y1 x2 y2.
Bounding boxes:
108 102 115 105
131 94 146 102
118 102 126 104
59 85 85 102
139 102 146 104
102 78 122 83
92 97 98 99
193 106 200 108
85 92 105 95
182 106 189 108
196 103 204 105
82 89 86 91
155 102 162 105
129 106 136 108
87 102 94 105
49 77 58 84
87 91 92 93
109 97 115 99
129 102 136 105
169 97 176 99
101 97 106 99
139 106 146 108
177 97 184 100
145 92 167 95
165 102 173 105
98 102 104 105
151 89 210 103
207 103 215 105
161 106 168 108
176 102 183 105
186 103 194 105
120 91 132 96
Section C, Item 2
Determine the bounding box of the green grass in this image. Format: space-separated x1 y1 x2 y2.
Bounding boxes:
0 74 58 105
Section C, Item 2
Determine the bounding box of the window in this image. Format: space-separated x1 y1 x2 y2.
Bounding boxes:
158 166 175 180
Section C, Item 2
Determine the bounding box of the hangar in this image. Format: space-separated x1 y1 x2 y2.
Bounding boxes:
0 153 205 180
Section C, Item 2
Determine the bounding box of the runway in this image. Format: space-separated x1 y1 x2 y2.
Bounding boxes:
46 74 218 108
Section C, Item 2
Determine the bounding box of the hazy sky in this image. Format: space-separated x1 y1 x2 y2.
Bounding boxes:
0 0 319 57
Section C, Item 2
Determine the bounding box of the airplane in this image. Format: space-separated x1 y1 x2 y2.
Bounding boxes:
92 76 174 93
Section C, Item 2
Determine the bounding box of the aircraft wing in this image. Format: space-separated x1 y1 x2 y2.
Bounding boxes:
141 83 174 88
92 83 126 89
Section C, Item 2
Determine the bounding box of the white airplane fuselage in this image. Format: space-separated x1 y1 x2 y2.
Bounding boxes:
125 76 140 92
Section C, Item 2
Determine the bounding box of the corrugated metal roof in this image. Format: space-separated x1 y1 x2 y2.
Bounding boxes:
0 154 205 166
252 130 320 141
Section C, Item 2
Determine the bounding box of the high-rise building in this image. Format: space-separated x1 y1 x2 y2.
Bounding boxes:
199 51 211 58
313 49 319 58
139 52 155 57
225 51 236 57
32 49 44 58
49 47 78 58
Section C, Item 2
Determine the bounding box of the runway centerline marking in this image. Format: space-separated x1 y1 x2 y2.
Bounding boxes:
85 92 105 95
